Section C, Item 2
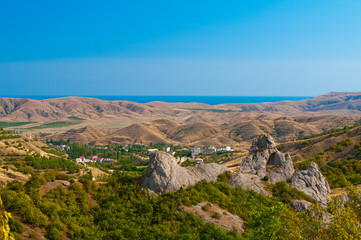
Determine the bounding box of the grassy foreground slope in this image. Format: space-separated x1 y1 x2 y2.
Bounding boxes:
2 172 361 240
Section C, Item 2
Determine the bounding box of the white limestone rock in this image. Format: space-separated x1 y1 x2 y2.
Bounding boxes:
291 162 331 206
141 152 229 194
228 172 270 196
239 134 295 183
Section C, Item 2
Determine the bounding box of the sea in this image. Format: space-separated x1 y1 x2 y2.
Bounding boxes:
6 96 312 105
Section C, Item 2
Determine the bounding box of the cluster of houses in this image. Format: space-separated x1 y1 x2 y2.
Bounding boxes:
49 143 70 151
76 155 116 165
191 146 233 157
147 147 176 155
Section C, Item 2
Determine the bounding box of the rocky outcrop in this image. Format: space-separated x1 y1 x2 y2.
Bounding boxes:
239 134 295 184
141 135 331 208
249 134 276 151
290 200 313 213
228 172 270 196
267 151 295 184
141 152 229 195
291 162 331 207
178 202 244 234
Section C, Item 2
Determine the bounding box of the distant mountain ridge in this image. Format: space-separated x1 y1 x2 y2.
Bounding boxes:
0 92 361 122
1 92 361 146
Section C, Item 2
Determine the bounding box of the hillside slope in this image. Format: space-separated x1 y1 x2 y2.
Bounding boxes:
46 115 359 147
279 124 361 188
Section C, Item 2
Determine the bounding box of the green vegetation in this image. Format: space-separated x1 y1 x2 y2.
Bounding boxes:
271 181 316 204
326 138 352 152
211 212 222 219
354 141 361 159
299 141 312 149
28 121 80 130
322 158 361 188
0 122 35 128
41 146 67 157
0 128 21 140
296 140 361 188
4 153 80 174
67 116 85 121
25 154 80 174
201 203 210 212
1 129 361 238
295 151 325 170
298 125 360 140
1 172 361 239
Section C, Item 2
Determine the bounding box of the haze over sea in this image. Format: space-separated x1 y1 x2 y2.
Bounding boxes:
7 96 311 105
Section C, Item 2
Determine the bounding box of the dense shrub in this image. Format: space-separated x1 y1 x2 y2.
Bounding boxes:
1 173 361 239
271 181 316 204
295 151 324 170
25 154 79 173
322 158 361 188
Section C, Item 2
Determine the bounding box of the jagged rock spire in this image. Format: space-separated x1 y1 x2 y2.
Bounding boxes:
239 134 294 184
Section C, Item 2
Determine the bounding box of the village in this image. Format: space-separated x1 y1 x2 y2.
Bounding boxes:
49 141 235 167
75 155 117 165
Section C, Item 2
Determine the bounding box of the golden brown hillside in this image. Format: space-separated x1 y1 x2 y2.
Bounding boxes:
0 130 65 185
1 92 361 130
280 125 361 163
44 114 359 148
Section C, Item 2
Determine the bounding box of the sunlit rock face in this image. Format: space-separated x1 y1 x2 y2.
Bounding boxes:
141 152 229 195
291 162 331 207
239 134 294 184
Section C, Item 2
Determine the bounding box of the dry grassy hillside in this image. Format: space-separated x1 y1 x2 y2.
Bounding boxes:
279 125 361 163
45 114 360 148
276 124 361 190
219 91 361 113
1 92 361 132
46 126 108 143
0 130 64 185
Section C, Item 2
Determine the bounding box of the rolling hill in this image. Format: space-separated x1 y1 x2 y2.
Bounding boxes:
45 115 360 147
0 92 361 123
0 92 360 146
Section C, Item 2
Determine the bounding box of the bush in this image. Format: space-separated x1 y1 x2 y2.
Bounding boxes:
211 212 221 219
217 171 231 183
8 217 23 233
46 226 62 240
295 151 324 170
272 181 316 204
7 180 23 191
322 158 361 188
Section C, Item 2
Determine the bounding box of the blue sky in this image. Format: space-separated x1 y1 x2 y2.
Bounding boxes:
1 0 361 96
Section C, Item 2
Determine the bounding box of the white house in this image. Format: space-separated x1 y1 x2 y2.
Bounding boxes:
195 158 203 164
220 146 232 151
148 149 158 155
